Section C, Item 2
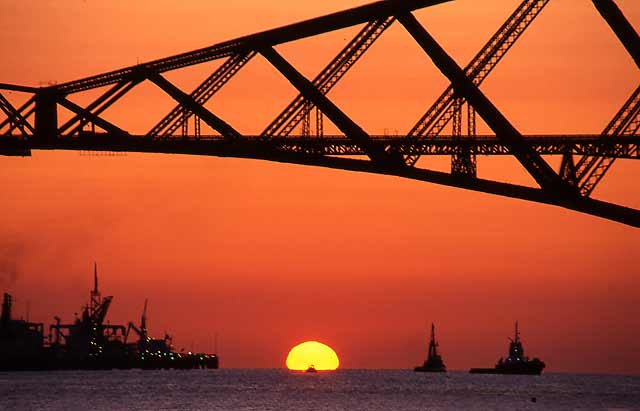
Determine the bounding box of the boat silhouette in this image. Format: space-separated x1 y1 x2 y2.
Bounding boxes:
469 321 545 375
414 323 446 372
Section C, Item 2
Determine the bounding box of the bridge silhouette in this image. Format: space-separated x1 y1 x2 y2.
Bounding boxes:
1 0 639 227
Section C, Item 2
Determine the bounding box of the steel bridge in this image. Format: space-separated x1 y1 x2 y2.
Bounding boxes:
1 0 639 227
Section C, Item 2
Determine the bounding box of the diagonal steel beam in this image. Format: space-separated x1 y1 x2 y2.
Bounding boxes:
560 1 640 195
592 0 640 69
0 97 24 135
68 80 141 137
52 0 453 94
149 51 255 138
0 92 34 135
58 80 135 135
573 85 640 180
262 17 395 139
398 12 572 193
260 46 402 166
577 90 640 196
405 0 550 166
57 97 129 136
146 71 241 140
0 96 35 131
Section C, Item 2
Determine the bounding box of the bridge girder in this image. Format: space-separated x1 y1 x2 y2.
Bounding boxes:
405 0 551 167
149 51 256 138
0 92 33 136
260 46 403 167
558 0 640 195
145 71 241 141
397 12 575 196
3 134 639 158
0 0 638 227
60 80 141 136
46 0 453 95
262 17 395 139
4 135 638 227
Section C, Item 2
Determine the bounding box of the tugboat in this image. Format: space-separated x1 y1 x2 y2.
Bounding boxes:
469 321 545 375
414 323 446 372
305 364 318 373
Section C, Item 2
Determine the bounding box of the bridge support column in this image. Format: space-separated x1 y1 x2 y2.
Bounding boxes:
35 89 58 143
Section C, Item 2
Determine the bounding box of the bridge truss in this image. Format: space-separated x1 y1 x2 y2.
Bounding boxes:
1 0 639 227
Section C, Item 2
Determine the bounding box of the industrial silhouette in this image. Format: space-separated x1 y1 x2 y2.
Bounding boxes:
414 323 446 372
0 263 219 370
470 321 545 375
1 0 639 226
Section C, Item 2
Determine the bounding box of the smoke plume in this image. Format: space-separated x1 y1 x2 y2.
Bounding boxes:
0 241 23 291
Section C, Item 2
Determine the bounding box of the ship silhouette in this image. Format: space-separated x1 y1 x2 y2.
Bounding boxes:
414 323 446 372
469 321 545 375
0 263 219 370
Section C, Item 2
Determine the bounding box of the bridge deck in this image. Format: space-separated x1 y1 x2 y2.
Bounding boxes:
2 134 638 159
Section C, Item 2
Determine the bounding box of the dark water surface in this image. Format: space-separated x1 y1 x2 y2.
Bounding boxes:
1 369 639 410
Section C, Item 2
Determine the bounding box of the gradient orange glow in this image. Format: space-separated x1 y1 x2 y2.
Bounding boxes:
0 1 639 374
286 341 340 371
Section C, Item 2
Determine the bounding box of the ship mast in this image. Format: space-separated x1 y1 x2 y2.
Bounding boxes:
140 299 148 340
1 293 12 327
90 261 101 318
508 320 524 359
428 322 439 360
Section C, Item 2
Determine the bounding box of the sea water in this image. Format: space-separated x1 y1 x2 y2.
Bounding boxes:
1 369 639 410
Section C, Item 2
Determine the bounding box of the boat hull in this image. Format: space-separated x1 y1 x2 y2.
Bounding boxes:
414 366 446 373
469 362 544 375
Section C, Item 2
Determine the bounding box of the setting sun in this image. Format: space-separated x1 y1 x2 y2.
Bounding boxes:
286 341 340 371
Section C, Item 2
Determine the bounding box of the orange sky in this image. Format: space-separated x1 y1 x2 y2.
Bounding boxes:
1 0 639 373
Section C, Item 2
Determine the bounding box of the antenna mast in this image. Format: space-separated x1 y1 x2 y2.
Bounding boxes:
141 299 148 340
90 262 101 317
